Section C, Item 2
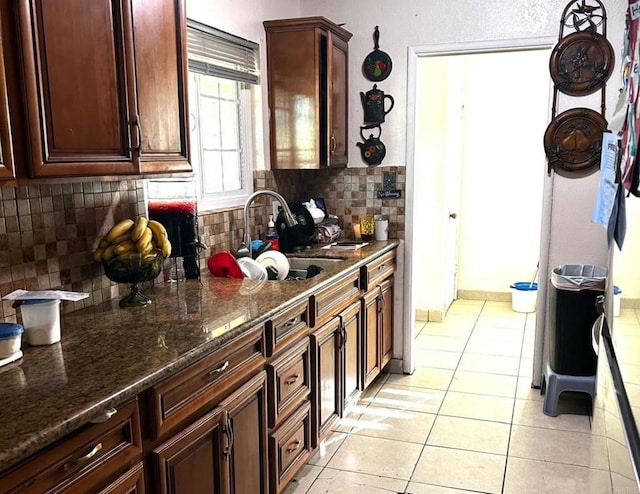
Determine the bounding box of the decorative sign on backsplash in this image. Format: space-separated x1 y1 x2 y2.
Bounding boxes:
377 190 401 199
378 171 401 199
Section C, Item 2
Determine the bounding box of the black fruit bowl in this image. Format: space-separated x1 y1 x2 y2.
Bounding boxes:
103 251 163 307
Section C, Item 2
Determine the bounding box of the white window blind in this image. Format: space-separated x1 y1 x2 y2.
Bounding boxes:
187 19 259 84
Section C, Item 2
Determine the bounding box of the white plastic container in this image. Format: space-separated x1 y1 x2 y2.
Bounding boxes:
21 299 61 345
510 282 538 313
0 323 23 358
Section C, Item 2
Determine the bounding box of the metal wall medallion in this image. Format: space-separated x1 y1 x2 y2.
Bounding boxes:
544 108 608 173
549 31 614 95
544 0 611 176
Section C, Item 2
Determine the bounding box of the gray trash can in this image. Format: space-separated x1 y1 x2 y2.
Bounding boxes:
548 264 607 376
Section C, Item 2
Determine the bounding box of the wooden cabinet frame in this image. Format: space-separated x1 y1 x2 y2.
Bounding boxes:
264 17 352 170
16 0 190 178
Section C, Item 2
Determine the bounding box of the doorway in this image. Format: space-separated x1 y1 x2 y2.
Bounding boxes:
403 38 554 374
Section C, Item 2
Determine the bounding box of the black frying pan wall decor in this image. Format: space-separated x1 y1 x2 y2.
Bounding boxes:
362 26 392 82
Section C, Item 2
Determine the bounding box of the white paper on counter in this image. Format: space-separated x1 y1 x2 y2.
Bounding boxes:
1 289 89 301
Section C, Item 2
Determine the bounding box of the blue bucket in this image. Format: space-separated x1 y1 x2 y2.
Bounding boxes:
510 282 538 291
510 282 538 312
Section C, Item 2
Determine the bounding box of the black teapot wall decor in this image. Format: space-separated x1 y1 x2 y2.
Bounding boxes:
360 84 394 124
357 125 386 166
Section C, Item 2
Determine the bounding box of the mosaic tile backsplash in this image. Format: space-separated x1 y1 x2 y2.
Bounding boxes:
0 166 405 322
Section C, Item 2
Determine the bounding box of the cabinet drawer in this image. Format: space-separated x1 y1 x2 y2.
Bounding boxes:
310 270 361 328
147 325 264 440
268 401 312 494
265 299 310 357
361 249 396 291
97 462 145 494
0 400 142 494
267 338 311 428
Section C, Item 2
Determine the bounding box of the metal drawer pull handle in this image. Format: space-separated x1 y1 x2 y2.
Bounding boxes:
208 360 230 376
63 442 103 471
287 439 302 453
283 317 297 328
285 374 301 385
377 264 386 270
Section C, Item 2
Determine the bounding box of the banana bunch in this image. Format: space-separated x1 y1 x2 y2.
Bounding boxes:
94 217 172 263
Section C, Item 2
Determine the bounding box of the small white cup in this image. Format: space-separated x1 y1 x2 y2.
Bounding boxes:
375 219 389 241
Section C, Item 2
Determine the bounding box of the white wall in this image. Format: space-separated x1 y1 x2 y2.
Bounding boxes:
614 200 640 299
456 50 548 293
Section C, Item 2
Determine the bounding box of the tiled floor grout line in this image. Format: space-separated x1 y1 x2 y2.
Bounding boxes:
402 301 486 492
500 310 531 494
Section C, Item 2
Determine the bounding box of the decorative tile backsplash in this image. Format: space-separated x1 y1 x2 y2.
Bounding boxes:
0 166 405 322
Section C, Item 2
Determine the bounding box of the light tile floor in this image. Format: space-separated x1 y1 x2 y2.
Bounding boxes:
284 300 597 494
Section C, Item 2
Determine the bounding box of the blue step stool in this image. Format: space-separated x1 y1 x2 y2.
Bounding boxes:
540 361 595 417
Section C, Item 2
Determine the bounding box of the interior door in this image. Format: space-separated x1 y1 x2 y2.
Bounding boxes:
442 61 464 310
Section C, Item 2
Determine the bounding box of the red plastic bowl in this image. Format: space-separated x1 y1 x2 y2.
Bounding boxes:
207 252 244 279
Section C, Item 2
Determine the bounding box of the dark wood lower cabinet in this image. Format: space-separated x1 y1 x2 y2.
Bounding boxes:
380 278 394 370
362 277 395 389
311 316 341 446
152 372 267 494
98 462 146 494
362 290 382 389
153 406 227 494
311 299 362 446
222 372 268 494
342 301 361 411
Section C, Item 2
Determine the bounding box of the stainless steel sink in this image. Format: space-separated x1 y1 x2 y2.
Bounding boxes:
285 257 345 280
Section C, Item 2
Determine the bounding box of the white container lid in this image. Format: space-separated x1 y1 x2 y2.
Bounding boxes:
0 323 23 340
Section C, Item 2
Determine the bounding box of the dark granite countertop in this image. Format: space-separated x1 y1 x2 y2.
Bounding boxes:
0 240 399 471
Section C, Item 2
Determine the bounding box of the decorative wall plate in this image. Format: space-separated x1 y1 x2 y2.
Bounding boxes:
362 26 392 82
549 31 614 96
544 108 608 173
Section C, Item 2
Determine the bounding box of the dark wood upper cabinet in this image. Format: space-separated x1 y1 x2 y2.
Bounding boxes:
264 17 352 170
16 0 190 178
0 5 15 180
131 0 190 174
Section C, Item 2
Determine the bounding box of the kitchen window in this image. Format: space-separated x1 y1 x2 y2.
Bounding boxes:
187 20 259 211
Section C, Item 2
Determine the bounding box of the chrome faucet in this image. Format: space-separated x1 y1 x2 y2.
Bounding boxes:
243 190 297 257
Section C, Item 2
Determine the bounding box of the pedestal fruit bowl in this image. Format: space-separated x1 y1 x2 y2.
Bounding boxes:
94 217 172 308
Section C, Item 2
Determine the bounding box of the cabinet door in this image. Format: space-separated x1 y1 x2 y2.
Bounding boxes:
131 0 190 173
97 462 145 494
222 372 268 494
18 0 138 177
311 317 341 445
264 25 318 170
362 290 381 389
152 406 228 494
328 32 348 167
341 301 361 410
380 278 394 369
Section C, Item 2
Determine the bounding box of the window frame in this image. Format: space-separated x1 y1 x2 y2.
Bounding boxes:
186 20 258 212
